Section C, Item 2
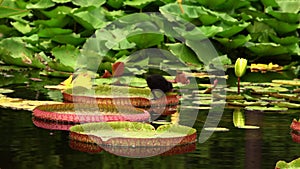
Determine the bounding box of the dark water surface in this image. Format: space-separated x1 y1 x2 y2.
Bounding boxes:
0 72 300 169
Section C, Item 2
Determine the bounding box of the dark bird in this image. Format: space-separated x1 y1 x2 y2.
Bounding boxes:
146 74 173 99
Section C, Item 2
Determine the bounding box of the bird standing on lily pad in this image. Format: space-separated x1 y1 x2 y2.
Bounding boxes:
235 58 248 94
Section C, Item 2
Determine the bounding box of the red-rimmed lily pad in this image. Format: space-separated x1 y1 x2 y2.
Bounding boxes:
69 122 197 147
33 103 150 123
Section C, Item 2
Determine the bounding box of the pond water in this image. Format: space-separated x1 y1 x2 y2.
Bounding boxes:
0 71 299 169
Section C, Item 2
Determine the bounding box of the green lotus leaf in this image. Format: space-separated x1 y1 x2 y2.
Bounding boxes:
216 22 250 38
71 6 108 30
38 28 73 38
275 0 300 13
10 21 32 34
261 0 279 7
48 45 80 72
124 0 156 9
269 34 299 45
247 21 276 43
245 106 288 112
72 0 105 7
160 4 238 24
26 0 55 9
194 25 221 37
127 33 164 49
265 6 300 23
167 43 202 66
0 6 29 18
34 16 71 28
52 33 86 46
107 0 123 9
214 35 251 48
0 38 45 68
52 0 72 3
263 18 299 34
244 42 290 56
40 6 72 18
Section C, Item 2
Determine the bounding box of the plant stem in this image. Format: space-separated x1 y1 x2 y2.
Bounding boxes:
238 77 240 95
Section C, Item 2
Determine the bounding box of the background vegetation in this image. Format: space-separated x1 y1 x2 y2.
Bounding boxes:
0 0 299 76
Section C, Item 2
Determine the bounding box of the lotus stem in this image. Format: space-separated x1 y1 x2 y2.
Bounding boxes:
238 77 240 95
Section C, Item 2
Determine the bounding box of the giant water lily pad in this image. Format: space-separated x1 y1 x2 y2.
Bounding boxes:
63 84 179 108
275 158 300 169
69 122 197 147
33 103 150 123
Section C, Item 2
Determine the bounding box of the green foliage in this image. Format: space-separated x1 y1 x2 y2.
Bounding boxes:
0 0 299 75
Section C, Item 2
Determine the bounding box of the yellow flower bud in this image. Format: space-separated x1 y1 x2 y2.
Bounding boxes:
234 58 248 77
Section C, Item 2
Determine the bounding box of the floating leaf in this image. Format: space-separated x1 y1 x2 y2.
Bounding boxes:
250 63 283 73
238 125 260 129
245 106 288 112
0 95 61 111
0 88 14 94
272 79 300 86
204 127 229 132
273 102 300 109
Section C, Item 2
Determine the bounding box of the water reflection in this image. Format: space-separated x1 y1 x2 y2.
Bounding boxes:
245 111 263 169
69 141 196 157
